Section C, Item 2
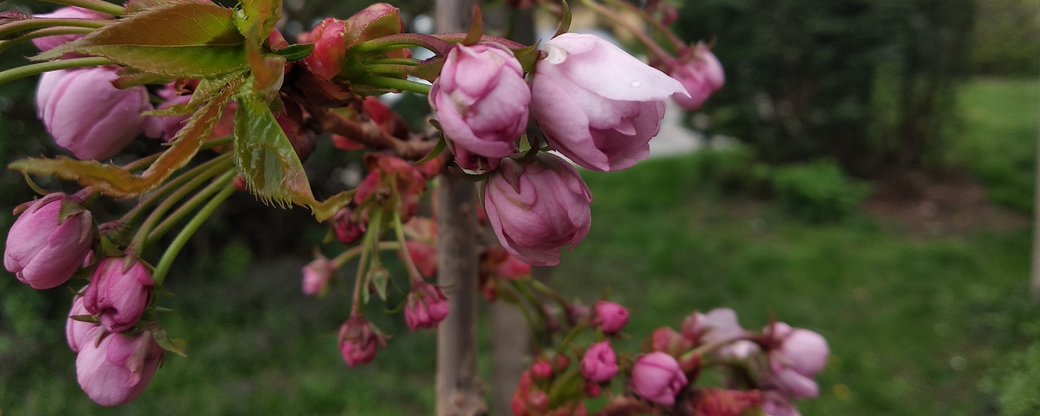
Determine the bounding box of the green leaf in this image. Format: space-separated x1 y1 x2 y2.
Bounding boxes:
233 80 315 208
368 265 390 301
273 44 313 61
152 329 189 358
37 2 247 77
235 0 282 40
8 76 243 197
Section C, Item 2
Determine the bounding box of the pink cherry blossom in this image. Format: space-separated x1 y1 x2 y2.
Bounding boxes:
4 193 94 289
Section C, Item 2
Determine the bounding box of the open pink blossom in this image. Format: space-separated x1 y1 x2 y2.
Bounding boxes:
83 258 154 333
36 68 153 160
430 44 529 169
669 43 725 111
580 341 619 383
76 330 163 407
4 193 94 290
632 352 688 406
530 33 687 172
483 154 592 266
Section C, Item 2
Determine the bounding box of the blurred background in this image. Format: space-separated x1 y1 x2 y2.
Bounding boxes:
1 0 1039 414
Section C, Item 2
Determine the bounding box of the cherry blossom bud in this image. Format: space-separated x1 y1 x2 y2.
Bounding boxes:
31 7 106 52
682 308 746 345
631 352 688 407
332 207 366 244
143 84 192 141
404 281 450 330
406 240 437 278
532 359 553 380
66 295 99 353
651 327 693 355
302 256 336 297
303 18 349 80
530 33 687 172
581 341 619 383
83 258 154 333
764 323 829 399
338 316 385 368
495 254 531 280
593 301 629 335
483 154 592 266
36 68 153 160
693 389 762 416
4 193 94 290
762 391 802 416
430 44 530 168
669 43 725 111
76 330 163 407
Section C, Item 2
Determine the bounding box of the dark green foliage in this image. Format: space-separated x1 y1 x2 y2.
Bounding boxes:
771 161 869 222
969 0 1040 76
676 0 976 174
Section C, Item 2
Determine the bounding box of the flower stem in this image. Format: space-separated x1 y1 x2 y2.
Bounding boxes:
391 208 425 284
351 209 383 314
602 0 687 53
0 18 108 39
151 172 236 285
360 76 432 95
366 64 419 76
38 0 125 16
353 33 454 56
579 0 674 62
0 57 113 85
331 242 400 269
0 27 94 54
146 169 238 245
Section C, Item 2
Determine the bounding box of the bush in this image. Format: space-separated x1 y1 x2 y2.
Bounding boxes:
771 161 869 222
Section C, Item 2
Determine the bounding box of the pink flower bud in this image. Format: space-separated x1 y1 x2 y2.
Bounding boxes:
651 327 693 355
4 193 94 289
532 359 553 380
83 258 154 333
494 254 531 280
332 207 366 244
761 391 801 416
483 154 592 266
580 341 619 383
669 43 725 111
36 68 153 160
693 389 762 416
430 44 530 168
31 7 107 52
530 33 687 172
66 295 100 353
682 308 746 345
404 281 450 330
406 240 437 278
302 18 348 80
143 84 192 141
764 323 829 399
76 330 163 407
301 256 336 297
631 352 688 407
593 301 629 335
338 316 385 368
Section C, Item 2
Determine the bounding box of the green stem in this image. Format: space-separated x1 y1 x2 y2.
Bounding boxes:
38 0 125 16
0 18 108 38
146 169 237 244
580 0 673 62
128 154 233 252
332 242 400 269
351 209 383 314
368 58 419 66
0 57 113 85
121 153 232 224
353 33 453 56
366 64 418 76
360 76 431 95
0 27 94 54
151 173 236 285
391 209 424 283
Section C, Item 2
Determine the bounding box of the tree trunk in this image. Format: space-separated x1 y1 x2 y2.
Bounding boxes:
435 3 483 415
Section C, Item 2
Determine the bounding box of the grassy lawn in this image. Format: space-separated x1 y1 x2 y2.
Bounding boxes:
1 78 1038 414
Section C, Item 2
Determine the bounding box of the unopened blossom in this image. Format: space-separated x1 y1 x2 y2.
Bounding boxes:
693 389 762 416
66 295 99 353
404 281 450 330
581 341 619 383
332 207 366 244
682 308 746 345
764 323 829 399
483 154 592 266
593 301 629 335
532 359 553 380
651 327 693 355
406 240 437 278
430 44 530 169
83 258 154 333
302 256 336 297
4 193 94 290
669 43 725 111
36 68 153 160
761 391 802 416
631 352 688 407
338 316 385 368
76 330 163 407
31 7 107 52
530 33 688 172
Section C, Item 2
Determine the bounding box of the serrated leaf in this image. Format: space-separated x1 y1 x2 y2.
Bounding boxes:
8 76 243 197
233 81 314 208
236 0 282 39
37 2 247 77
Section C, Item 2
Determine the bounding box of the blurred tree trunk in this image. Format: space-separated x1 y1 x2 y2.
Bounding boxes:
488 7 536 416
435 1 484 414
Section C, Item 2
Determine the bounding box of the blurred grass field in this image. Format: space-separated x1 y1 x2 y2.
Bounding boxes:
1 77 1039 415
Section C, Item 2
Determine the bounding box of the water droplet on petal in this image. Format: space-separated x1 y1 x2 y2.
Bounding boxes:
631 81 641 87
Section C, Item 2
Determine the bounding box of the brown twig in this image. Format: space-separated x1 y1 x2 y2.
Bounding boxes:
308 105 437 160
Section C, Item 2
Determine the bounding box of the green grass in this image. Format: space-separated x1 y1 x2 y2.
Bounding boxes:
948 77 1040 212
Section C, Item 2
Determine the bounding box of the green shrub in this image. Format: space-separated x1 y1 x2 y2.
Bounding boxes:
771 161 869 222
